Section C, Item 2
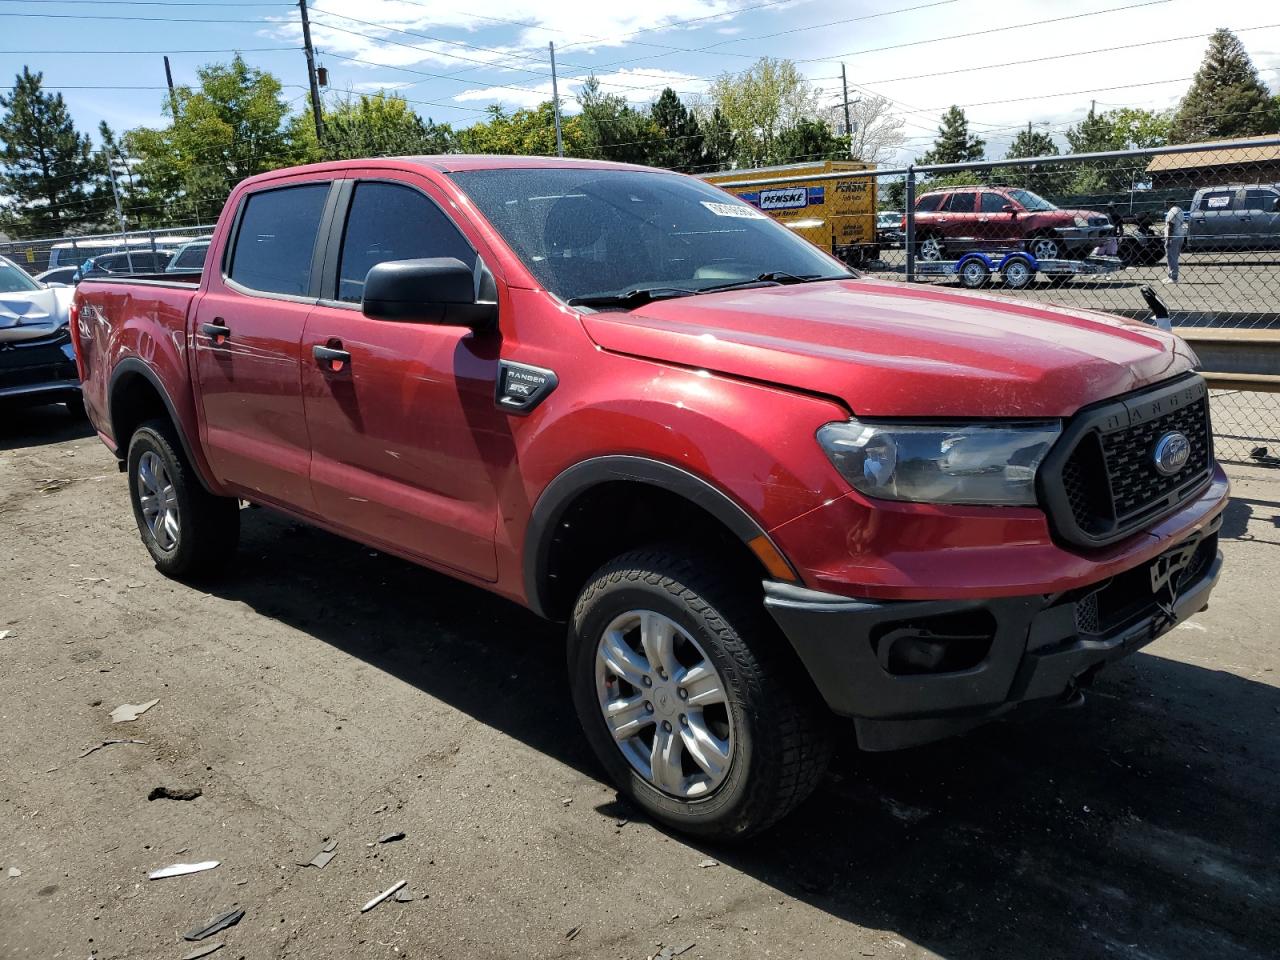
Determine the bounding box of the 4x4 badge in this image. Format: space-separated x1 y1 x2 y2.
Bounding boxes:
495 361 558 415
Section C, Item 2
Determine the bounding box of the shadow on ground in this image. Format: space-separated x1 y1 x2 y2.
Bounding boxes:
0 403 94 452
198 507 1278 960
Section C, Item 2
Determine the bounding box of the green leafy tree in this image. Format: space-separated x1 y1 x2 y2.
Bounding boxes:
648 87 703 171
577 77 659 165
126 56 297 225
0 67 104 235
919 106 985 166
1001 125 1064 196
708 58 820 166
455 102 584 157
1170 28 1280 142
1063 107 1169 194
290 93 454 162
772 118 845 165
699 107 736 171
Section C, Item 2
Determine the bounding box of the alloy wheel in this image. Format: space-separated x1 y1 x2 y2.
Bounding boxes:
136 450 180 551
595 609 735 799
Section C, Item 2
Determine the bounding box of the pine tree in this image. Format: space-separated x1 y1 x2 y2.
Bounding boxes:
1003 124 1063 196
700 108 736 171
919 106 984 165
0 67 101 236
1170 28 1280 142
648 88 703 172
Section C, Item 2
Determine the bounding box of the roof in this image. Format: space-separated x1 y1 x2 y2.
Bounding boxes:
1146 136 1280 173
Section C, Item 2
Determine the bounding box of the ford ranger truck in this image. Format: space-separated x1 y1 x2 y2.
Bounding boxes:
71 157 1228 840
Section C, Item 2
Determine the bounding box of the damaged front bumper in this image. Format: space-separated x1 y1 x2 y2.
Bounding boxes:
764 517 1223 751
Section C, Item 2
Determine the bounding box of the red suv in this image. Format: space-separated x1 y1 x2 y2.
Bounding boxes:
72 157 1226 839
910 186 1114 262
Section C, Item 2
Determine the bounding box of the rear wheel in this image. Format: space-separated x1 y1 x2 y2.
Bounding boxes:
916 232 945 262
568 547 833 840
127 419 240 578
1002 259 1034 289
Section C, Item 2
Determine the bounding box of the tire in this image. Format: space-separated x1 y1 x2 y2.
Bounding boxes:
126 418 240 578
1002 258 1034 290
568 546 833 840
916 232 945 262
959 259 991 289
1027 233 1062 261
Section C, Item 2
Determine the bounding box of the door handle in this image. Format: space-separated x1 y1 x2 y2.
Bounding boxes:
313 343 351 373
201 321 230 346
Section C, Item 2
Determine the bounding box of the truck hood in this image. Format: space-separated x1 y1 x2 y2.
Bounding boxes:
0 286 71 343
579 278 1195 418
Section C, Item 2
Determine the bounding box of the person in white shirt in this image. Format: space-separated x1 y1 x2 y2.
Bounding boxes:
1164 205 1187 283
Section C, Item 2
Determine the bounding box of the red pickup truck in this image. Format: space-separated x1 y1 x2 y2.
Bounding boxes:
72 156 1227 839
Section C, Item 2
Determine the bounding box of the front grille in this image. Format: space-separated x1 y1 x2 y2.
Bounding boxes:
1042 375 1214 547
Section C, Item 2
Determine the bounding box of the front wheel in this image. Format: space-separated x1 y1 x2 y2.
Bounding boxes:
568 548 832 840
127 419 240 578
1027 234 1063 261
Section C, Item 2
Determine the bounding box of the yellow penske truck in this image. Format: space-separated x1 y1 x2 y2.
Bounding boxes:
702 160 879 266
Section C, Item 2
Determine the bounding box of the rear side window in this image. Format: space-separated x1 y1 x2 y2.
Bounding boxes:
173 243 208 269
228 183 330 296
336 181 475 303
1199 191 1235 211
942 192 975 212
915 194 943 212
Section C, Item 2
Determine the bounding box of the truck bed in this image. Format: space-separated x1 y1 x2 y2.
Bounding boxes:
73 272 204 457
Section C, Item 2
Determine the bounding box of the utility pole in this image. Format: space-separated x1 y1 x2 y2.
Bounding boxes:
549 42 564 157
841 63 854 159
299 0 324 143
163 55 178 118
104 150 134 270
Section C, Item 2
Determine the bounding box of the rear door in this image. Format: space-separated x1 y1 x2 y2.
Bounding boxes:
299 175 502 580
1190 189 1236 250
192 178 335 512
937 190 978 250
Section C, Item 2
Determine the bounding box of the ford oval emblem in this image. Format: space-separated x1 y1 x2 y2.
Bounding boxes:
1153 431 1191 476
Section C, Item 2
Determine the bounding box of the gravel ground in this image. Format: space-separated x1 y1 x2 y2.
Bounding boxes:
2 405 1278 960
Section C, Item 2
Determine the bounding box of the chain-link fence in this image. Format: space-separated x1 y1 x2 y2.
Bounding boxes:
0 224 213 277
714 136 1280 465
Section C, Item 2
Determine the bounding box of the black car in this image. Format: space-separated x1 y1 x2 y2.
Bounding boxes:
74 250 173 282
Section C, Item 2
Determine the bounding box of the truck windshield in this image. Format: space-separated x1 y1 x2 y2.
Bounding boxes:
1005 189 1057 212
0 259 40 293
451 167 851 304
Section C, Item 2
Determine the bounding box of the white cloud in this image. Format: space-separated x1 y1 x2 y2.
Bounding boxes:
452 68 709 110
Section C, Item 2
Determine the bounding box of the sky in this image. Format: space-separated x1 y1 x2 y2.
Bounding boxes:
2 0 1278 164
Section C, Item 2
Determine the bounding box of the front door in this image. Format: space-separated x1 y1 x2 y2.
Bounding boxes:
193 179 334 512
300 177 502 581
977 191 1019 251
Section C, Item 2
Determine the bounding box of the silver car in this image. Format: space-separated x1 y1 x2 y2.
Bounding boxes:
0 255 81 413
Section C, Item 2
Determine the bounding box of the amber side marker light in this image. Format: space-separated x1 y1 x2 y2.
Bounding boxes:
748 534 798 582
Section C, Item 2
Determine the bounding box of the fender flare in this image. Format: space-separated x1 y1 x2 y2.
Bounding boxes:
523 455 786 619
108 357 215 492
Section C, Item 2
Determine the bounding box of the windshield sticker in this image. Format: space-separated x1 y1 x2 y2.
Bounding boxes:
700 201 766 219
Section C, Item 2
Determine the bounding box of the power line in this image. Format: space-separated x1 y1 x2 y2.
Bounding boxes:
1 47 300 54
860 23 1280 85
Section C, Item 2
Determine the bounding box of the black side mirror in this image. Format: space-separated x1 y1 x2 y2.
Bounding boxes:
1002 204 1018 217
362 257 497 330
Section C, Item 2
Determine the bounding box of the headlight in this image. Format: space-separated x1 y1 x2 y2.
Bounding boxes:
817 419 1061 506
1073 216 1089 228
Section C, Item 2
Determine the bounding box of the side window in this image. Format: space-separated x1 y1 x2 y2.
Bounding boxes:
337 181 476 304
228 183 330 296
979 192 1008 213
1243 189 1276 211
942 192 975 213
1200 191 1235 212
915 194 943 212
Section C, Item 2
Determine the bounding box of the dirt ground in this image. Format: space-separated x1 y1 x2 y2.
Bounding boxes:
2 405 1278 960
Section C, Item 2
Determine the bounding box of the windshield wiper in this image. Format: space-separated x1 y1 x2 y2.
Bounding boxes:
695 272 845 294
566 286 696 308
